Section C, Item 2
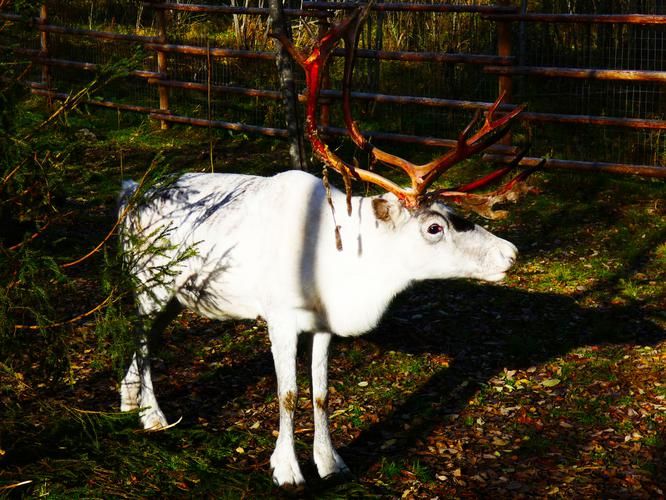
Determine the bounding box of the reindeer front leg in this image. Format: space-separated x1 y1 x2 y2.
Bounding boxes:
312 331 349 478
268 319 305 487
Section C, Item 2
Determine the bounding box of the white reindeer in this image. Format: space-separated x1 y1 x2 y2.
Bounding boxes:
119 169 518 486
119 5 533 488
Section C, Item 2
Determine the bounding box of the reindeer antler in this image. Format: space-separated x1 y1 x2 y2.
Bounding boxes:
433 148 544 219
274 3 536 217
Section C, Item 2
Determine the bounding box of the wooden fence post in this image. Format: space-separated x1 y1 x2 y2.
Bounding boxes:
496 0 514 146
38 2 52 108
151 1 171 129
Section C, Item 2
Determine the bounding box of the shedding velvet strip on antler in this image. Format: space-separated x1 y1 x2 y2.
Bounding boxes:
273 2 536 218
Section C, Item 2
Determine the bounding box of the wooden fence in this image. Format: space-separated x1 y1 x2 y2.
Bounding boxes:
1 1 665 178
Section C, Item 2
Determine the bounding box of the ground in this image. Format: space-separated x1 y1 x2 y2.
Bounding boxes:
1 104 665 498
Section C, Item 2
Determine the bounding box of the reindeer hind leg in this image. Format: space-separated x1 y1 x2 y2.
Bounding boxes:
121 296 182 430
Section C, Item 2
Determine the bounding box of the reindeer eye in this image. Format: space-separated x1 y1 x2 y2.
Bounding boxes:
427 223 443 235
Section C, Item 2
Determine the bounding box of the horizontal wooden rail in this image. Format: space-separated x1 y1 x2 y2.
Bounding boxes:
25 84 286 136
350 48 512 66
143 42 276 60
148 77 505 113
149 79 283 99
39 23 160 43
484 13 666 25
323 126 518 154
0 15 161 42
321 90 495 111
148 78 666 130
30 86 165 113
485 65 666 83
5 47 162 78
148 115 520 154
2 2 518 20
147 78 504 112
149 112 290 137
485 154 666 178
302 2 518 14
332 92 666 130
520 111 666 130
0 12 23 22
143 2 328 17
142 42 510 66
144 2 518 15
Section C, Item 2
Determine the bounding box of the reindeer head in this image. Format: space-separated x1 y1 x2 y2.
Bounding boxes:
274 3 538 220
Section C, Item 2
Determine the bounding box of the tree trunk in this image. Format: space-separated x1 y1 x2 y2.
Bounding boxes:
268 0 308 171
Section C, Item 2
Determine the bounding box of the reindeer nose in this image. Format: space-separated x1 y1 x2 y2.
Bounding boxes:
488 240 518 271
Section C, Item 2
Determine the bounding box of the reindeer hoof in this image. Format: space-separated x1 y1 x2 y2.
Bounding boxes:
271 447 306 489
271 471 306 492
140 409 168 430
315 449 350 479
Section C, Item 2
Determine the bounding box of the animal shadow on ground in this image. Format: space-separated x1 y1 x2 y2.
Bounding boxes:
295 174 665 494
314 277 665 494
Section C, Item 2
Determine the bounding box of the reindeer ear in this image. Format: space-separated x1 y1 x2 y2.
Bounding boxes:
372 197 403 225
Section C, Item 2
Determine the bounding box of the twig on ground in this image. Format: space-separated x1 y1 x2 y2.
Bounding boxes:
0 480 33 491
13 290 116 331
138 416 184 433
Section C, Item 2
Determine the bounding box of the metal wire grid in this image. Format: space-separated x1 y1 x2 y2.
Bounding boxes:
520 22 666 72
513 9 665 164
526 0 666 15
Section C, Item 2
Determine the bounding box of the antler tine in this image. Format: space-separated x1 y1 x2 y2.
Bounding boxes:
436 150 543 219
458 109 483 143
455 143 531 193
416 94 525 192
